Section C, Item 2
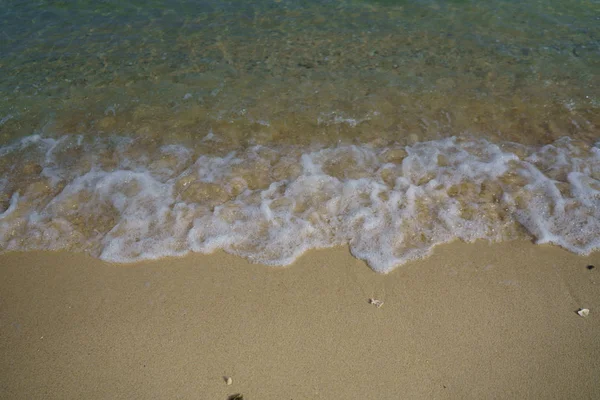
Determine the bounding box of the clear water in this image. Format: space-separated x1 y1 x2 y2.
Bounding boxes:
0 0 599 271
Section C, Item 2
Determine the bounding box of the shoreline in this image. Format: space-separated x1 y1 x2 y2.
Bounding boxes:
1 240 599 399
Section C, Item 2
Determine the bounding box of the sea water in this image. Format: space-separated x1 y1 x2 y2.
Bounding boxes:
0 0 598 272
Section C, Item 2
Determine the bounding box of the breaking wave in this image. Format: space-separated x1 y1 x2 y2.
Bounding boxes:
1 134 599 272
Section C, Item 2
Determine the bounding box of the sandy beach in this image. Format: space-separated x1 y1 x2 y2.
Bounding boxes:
1 240 598 399
2 1 599 399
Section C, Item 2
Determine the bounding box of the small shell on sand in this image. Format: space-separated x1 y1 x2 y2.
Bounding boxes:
224 376 233 385
369 298 384 308
577 308 590 317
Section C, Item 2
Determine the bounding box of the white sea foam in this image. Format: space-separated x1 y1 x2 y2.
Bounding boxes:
0 134 598 272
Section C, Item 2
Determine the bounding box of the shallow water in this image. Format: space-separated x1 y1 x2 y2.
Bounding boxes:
1 0 599 271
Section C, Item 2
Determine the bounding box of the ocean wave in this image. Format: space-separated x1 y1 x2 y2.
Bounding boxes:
0 133 598 272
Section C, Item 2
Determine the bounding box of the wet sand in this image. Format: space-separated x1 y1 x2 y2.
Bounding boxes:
1 240 599 399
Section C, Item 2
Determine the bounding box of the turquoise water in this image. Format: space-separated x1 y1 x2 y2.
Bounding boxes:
2 0 598 145
0 0 599 271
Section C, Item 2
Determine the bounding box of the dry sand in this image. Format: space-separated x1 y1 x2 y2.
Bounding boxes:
1 240 599 399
